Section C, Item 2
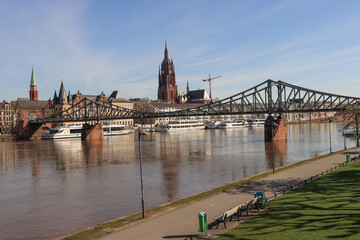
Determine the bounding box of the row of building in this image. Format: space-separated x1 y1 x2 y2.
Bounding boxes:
0 43 212 133
0 43 335 134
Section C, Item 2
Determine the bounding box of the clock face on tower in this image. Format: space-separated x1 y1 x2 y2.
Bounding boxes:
169 70 172 74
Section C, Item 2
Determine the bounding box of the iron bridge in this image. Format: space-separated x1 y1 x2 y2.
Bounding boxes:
31 79 360 124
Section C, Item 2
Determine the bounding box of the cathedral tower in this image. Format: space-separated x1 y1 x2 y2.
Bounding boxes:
29 68 38 101
157 42 178 103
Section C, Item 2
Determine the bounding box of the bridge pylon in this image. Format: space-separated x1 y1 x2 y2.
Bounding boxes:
12 120 44 140
81 123 104 141
264 114 287 142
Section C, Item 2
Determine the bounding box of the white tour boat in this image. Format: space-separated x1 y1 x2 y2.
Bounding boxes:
218 119 245 129
103 124 131 136
205 121 222 129
156 119 205 132
245 118 266 127
42 124 131 139
42 125 83 139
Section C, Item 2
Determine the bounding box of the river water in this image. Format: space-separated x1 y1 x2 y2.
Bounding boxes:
0 122 356 239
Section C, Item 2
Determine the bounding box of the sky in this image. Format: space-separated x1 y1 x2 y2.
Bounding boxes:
1 0 360 101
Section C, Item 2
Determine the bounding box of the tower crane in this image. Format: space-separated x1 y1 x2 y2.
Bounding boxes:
202 74 222 101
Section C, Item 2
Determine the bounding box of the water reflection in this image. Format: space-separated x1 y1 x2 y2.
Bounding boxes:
157 133 180 201
0 123 356 240
265 140 288 169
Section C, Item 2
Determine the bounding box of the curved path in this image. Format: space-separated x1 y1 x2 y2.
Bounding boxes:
99 148 359 240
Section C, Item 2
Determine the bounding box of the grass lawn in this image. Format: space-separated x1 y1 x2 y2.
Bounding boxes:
218 162 360 240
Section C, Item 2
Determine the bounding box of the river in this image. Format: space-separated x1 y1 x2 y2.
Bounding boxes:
0 122 356 239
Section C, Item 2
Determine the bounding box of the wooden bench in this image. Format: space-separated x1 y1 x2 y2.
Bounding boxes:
213 205 241 229
239 199 254 217
213 196 262 229
252 196 261 211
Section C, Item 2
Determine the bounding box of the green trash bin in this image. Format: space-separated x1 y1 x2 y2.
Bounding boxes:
254 192 266 209
346 154 350 162
198 212 207 232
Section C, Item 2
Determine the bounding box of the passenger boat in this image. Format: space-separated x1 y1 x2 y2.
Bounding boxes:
156 119 205 132
218 119 245 129
244 118 266 127
42 125 83 139
103 124 131 136
205 121 222 129
42 124 131 139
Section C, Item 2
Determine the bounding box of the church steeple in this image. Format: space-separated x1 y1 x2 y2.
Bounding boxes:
57 81 68 105
158 42 178 103
53 90 57 103
30 68 36 86
164 41 168 59
29 68 38 101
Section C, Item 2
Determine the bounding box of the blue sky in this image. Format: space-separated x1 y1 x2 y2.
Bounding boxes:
1 0 360 101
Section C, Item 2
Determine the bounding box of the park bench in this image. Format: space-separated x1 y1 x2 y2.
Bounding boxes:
240 199 254 216
239 196 261 216
213 196 262 229
252 196 261 211
213 205 242 228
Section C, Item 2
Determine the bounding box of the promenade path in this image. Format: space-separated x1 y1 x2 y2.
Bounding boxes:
99 148 360 240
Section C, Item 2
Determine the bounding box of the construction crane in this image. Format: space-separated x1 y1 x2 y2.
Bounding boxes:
202 74 222 101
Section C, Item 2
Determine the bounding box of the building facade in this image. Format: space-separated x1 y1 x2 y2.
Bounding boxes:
147 102 209 124
0 101 15 133
52 82 134 127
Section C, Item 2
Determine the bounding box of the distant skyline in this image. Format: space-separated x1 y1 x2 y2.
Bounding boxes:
1 0 360 101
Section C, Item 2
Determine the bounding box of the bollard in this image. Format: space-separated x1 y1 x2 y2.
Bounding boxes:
198 212 207 234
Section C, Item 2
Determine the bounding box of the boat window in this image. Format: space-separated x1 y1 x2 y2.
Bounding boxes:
70 129 82 134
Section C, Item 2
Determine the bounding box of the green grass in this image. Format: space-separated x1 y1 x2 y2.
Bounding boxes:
60 148 351 240
218 162 360 240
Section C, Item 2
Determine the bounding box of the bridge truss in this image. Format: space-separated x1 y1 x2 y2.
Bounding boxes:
32 79 360 124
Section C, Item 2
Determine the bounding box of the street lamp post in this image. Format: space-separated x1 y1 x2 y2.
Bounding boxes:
329 119 332 154
343 129 347 150
138 128 148 218
271 120 275 173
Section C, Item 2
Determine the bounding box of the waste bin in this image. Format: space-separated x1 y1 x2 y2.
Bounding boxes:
198 212 207 232
346 154 350 162
254 191 266 209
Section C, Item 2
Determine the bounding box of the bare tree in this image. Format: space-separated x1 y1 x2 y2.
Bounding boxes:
133 98 154 125
135 97 151 112
341 104 360 147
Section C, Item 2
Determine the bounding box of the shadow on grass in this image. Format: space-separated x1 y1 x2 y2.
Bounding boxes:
217 163 360 240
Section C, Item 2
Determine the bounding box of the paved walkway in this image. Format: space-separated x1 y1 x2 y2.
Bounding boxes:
99 148 360 240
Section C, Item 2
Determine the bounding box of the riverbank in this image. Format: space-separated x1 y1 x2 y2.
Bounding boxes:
59 147 358 240
218 160 360 239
